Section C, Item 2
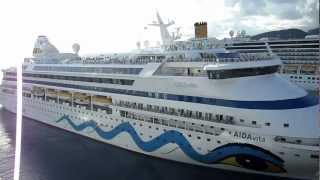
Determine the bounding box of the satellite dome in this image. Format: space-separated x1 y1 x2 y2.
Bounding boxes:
72 43 80 54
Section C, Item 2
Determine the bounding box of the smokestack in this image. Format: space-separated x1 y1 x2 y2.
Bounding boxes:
194 22 208 39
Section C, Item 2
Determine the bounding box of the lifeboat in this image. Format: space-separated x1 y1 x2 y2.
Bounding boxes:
23 86 32 93
300 65 316 75
46 89 57 98
282 64 298 74
73 92 90 105
31 86 45 97
58 91 72 100
92 95 112 106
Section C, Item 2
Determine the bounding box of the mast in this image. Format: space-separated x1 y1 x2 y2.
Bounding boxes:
148 11 175 45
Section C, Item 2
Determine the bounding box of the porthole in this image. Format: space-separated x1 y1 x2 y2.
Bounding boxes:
279 152 284 155
197 136 201 140
265 122 270 126
294 154 300 157
252 121 256 125
217 140 221 144
206 138 211 142
188 134 192 137
283 123 289 128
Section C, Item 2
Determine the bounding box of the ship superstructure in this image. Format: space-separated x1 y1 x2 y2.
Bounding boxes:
155 17 319 91
0 14 319 179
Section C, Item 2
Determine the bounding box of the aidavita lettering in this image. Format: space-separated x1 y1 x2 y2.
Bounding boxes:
233 131 265 142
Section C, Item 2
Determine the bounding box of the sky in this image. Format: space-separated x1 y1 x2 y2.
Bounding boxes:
0 0 318 73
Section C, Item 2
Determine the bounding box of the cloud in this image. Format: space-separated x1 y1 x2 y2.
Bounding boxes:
219 0 318 37
225 0 308 19
305 0 319 28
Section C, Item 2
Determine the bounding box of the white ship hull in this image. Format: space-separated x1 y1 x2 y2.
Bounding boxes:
0 91 318 180
0 34 318 180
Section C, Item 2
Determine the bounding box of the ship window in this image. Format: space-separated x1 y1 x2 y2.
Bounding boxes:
310 154 319 159
294 154 300 157
207 65 279 79
23 73 134 86
265 122 270 126
252 121 257 125
206 138 211 142
217 140 221 144
283 123 289 128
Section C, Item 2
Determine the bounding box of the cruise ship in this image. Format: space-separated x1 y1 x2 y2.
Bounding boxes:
224 36 319 91
0 15 319 179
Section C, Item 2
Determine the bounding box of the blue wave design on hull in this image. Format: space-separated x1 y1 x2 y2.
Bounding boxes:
56 115 283 166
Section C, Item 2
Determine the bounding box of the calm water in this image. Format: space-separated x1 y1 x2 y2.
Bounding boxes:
0 108 299 180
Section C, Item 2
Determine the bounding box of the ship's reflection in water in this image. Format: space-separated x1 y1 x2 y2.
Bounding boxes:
0 108 298 180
